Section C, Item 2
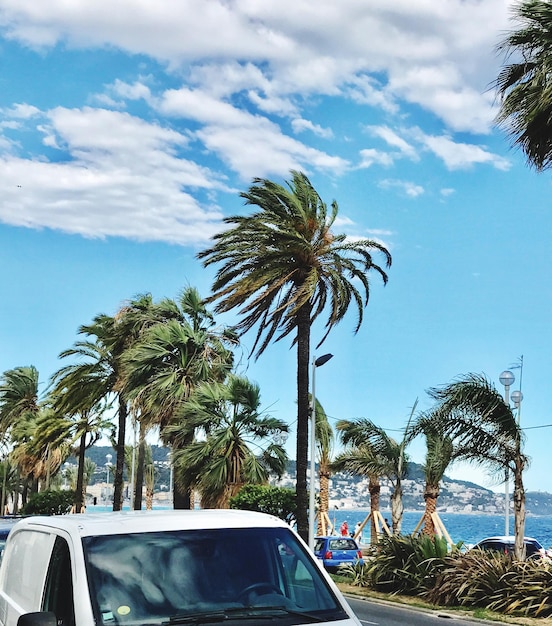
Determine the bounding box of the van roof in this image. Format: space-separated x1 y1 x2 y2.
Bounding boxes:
10 509 289 538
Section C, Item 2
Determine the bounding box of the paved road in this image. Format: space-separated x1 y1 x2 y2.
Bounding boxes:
346 596 494 626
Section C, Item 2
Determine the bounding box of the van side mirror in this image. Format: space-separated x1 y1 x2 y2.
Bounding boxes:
17 612 57 626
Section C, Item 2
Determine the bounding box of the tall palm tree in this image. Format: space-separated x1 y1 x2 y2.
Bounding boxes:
494 0 552 170
414 417 456 537
335 418 410 535
198 170 392 540
425 374 526 559
0 366 45 501
167 375 288 508
75 294 161 510
121 290 237 509
333 444 382 544
57 293 186 511
48 370 113 513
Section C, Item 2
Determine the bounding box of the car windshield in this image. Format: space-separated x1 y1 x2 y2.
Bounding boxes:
83 526 347 626
327 539 357 551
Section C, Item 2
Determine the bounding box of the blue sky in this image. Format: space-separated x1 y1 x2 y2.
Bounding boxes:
0 0 551 494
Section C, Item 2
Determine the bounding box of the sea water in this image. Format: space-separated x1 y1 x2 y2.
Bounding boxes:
330 509 552 548
88 503 552 548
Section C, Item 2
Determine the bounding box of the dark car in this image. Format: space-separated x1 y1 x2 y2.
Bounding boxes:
314 536 363 572
0 517 19 558
472 535 547 560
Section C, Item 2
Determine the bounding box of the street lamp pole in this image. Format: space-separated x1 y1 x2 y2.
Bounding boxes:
105 453 112 508
499 370 515 536
309 353 333 551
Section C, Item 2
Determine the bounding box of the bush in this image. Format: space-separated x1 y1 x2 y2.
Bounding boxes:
428 551 552 617
229 484 296 524
21 490 75 515
362 534 462 596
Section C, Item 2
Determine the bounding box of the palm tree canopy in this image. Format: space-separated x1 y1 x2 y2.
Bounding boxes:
0 366 41 431
168 375 288 507
424 373 525 471
314 398 334 460
494 0 552 170
198 170 392 357
335 418 408 484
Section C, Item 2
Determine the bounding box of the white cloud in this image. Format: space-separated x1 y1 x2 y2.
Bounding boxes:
422 134 511 171
0 0 521 245
0 107 229 244
379 178 424 198
364 125 419 160
158 87 348 179
291 118 333 138
0 0 513 133
2 102 41 118
358 149 394 169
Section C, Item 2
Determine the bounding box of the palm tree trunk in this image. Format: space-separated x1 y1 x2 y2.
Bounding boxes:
75 432 87 513
172 431 194 510
391 483 403 535
145 464 154 511
317 464 330 535
295 303 311 543
369 475 381 545
112 394 127 511
133 422 146 511
513 450 526 560
422 485 439 536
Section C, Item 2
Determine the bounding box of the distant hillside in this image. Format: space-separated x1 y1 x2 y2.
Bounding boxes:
78 447 552 515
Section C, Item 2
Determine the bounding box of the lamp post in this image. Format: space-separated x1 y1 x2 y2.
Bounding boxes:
511 390 523 420
105 453 112 507
499 370 515 536
309 353 333 550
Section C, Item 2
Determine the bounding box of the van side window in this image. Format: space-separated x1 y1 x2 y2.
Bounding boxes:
1 530 54 612
43 536 75 626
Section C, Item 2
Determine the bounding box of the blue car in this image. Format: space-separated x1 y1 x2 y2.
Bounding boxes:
314 536 363 572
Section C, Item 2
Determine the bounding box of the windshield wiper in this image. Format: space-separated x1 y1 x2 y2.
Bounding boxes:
165 611 226 624
166 605 327 624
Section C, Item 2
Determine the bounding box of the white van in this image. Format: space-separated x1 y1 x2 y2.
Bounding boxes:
0 509 361 626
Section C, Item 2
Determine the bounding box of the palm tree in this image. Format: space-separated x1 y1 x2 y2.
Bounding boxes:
48 370 113 513
198 170 392 540
414 416 456 537
333 444 382 544
494 0 552 170
313 398 334 536
72 295 161 510
425 374 526 559
167 375 288 508
335 418 410 536
0 366 41 431
0 366 45 501
121 290 237 509
56 293 187 511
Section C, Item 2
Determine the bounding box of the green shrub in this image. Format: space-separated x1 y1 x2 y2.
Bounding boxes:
338 560 372 587
363 534 462 596
21 490 75 515
229 484 296 525
429 551 552 617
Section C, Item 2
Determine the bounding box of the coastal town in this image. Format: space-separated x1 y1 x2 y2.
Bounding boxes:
270 463 552 516
83 447 552 516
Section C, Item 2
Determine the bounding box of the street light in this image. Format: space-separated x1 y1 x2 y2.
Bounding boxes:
309 353 333 550
499 371 514 536
105 453 112 507
511 390 523 417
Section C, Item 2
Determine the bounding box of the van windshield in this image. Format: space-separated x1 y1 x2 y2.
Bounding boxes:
82 526 348 626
